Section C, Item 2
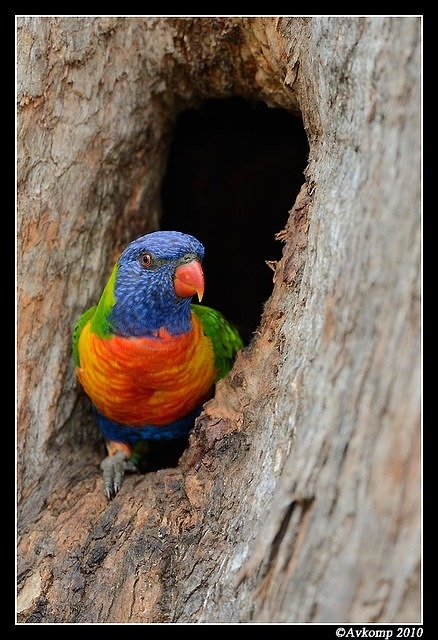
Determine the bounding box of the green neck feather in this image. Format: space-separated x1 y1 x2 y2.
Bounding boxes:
90 263 118 338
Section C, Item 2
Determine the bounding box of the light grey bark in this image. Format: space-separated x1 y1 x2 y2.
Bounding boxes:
17 16 421 623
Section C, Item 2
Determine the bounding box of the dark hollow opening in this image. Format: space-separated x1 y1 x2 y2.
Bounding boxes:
160 96 309 345
138 97 309 473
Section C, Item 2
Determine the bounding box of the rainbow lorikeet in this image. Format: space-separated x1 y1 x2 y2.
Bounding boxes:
72 230 243 499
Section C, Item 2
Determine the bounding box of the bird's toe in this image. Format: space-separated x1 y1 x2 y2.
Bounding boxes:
100 450 127 500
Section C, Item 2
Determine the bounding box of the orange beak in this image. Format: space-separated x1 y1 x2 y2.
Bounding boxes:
174 259 205 301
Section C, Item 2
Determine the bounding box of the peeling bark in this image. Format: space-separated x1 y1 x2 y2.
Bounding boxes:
17 16 421 623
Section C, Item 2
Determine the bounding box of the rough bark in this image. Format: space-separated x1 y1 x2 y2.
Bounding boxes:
17 16 421 624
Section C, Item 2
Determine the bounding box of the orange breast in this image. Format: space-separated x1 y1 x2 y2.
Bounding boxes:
76 314 216 426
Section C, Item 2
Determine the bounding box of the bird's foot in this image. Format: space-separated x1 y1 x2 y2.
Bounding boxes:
100 451 136 500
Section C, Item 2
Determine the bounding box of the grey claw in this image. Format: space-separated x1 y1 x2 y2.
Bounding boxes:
100 451 127 500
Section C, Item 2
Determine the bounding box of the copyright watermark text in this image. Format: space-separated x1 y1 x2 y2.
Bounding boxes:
335 629 423 639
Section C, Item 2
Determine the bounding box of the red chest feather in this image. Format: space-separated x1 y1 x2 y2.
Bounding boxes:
76 314 216 426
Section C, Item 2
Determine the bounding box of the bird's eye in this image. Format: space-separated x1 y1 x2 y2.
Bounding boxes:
140 252 153 268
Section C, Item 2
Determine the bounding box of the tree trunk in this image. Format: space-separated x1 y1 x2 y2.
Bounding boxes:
16 16 421 624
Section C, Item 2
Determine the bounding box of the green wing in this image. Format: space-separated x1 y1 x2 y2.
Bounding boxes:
72 306 96 367
191 304 244 382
